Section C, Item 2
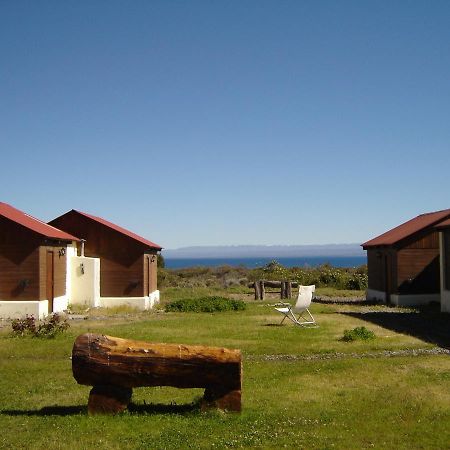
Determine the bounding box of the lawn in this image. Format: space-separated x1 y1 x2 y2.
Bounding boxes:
1 292 450 449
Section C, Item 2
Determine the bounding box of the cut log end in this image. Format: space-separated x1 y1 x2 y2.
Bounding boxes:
202 388 242 412
88 385 132 415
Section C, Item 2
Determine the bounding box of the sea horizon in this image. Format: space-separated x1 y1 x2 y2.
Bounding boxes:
164 255 367 269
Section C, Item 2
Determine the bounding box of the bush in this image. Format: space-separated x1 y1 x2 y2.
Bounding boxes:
341 326 375 342
11 313 70 338
165 296 246 313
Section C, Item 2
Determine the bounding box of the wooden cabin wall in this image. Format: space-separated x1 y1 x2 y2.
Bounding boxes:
100 256 145 297
51 212 159 297
0 217 41 300
442 229 450 291
396 231 440 294
0 245 41 300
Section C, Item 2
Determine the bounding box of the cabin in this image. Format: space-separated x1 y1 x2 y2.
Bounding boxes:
49 210 162 311
436 219 450 313
0 202 79 319
362 209 450 307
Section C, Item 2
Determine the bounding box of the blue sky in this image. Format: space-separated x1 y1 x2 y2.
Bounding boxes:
1 1 449 249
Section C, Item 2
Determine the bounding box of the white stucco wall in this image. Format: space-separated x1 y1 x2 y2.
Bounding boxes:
100 290 160 310
0 300 48 320
69 256 100 308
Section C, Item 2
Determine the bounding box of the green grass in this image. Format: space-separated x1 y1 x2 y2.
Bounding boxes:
1 293 450 449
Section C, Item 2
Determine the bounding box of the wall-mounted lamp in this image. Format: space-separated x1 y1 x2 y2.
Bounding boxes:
80 263 85 275
59 247 66 257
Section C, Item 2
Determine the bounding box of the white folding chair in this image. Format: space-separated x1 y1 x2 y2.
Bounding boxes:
274 285 317 326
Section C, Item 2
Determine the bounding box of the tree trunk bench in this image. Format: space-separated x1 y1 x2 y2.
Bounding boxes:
72 333 242 414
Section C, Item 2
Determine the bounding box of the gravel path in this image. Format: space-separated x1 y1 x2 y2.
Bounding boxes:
246 347 450 362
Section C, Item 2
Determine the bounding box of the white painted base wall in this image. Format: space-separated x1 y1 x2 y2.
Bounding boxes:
53 295 69 313
100 290 160 311
390 293 440 307
0 300 48 319
441 290 450 313
366 289 440 306
366 289 386 302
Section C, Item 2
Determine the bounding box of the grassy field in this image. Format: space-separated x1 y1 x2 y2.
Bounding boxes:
1 289 450 449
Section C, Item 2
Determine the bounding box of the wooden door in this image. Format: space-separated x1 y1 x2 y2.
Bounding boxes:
146 255 151 296
46 251 54 313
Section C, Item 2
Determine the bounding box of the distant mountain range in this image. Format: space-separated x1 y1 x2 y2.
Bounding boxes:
163 244 365 259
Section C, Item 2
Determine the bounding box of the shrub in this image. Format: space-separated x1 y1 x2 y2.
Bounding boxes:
341 326 375 342
165 296 246 313
11 313 70 338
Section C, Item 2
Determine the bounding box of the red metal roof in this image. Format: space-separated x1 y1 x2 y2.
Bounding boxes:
362 209 450 248
72 210 162 250
0 202 79 242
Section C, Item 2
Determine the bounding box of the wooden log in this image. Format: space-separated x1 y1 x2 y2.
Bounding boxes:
286 282 292 299
248 280 300 289
72 334 242 413
259 280 265 300
88 385 132 415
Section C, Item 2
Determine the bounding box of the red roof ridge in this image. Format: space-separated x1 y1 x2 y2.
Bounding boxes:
362 208 450 248
0 202 79 241
72 209 162 250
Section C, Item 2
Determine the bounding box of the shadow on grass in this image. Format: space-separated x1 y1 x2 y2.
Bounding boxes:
343 305 450 349
0 405 86 416
1 402 200 417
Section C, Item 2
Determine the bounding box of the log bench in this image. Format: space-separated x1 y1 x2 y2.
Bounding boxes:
72 333 242 414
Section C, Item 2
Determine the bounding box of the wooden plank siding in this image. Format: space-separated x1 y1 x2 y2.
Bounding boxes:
0 214 69 302
0 245 41 300
443 230 450 291
396 249 440 294
403 231 440 249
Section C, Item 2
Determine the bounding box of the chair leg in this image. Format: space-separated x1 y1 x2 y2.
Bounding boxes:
296 308 316 326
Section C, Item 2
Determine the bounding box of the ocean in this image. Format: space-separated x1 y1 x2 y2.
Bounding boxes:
164 256 367 269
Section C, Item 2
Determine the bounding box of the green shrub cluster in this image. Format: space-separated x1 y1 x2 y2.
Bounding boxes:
341 326 375 342
249 261 368 290
165 296 247 313
11 313 70 338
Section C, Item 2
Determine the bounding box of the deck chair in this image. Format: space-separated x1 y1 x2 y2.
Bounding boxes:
274 285 316 326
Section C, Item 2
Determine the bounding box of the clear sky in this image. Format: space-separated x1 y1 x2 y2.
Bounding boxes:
1 1 449 249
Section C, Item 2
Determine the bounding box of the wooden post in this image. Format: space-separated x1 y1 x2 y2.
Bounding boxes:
259 280 265 300
254 281 260 300
72 334 242 414
287 282 292 299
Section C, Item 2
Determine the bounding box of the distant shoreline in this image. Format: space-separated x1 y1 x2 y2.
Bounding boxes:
164 256 367 269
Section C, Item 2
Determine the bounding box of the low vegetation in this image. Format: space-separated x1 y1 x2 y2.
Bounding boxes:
341 326 376 342
165 296 246 313
11 313 70 338
158 260 368 292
